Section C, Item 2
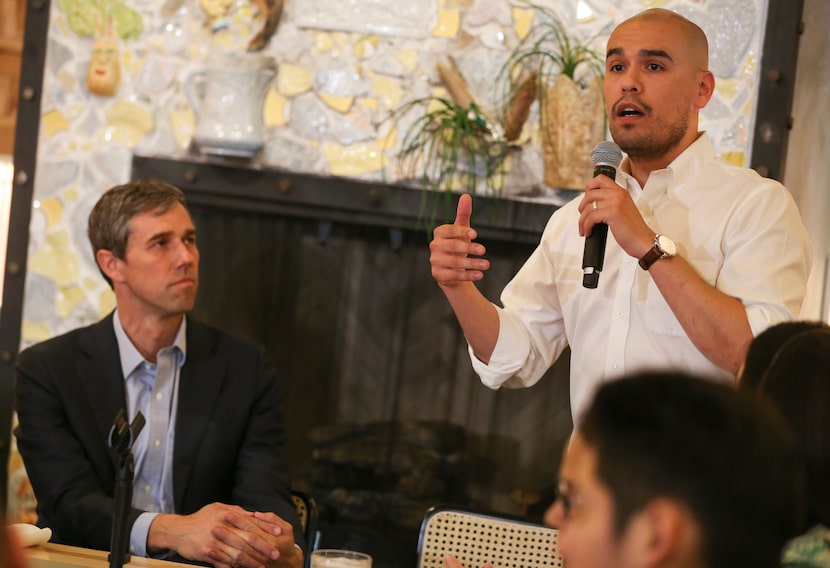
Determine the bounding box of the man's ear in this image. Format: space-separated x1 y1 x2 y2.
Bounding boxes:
96 249 124 284
696 70 716 109
623 498 700 568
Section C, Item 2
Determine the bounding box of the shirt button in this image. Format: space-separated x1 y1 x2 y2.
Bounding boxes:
155 393 163 401
144 485 152 493
612 362 619 370
625 259 631 265
617 311 624 318
154 439 161 448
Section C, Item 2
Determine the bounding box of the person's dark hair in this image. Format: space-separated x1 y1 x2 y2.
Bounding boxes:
753 328 830 528
579 372 804 568
739 320 829 389
87 179 187 287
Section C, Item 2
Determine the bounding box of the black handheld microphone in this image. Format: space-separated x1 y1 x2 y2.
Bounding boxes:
582 141 623 289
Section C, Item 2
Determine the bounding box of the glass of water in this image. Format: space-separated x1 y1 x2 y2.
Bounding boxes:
310 549 372 568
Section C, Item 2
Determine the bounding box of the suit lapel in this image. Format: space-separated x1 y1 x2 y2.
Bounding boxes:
173 320 226 510
77 313 129 470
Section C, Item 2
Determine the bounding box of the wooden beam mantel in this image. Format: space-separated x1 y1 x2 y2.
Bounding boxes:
131 154 560 245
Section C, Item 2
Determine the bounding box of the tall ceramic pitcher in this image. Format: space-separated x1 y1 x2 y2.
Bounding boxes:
185 52 276 158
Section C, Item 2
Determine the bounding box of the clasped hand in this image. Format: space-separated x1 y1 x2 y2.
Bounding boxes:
149 502 302 568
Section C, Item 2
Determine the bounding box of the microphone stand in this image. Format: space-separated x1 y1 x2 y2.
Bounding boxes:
108 409 146 568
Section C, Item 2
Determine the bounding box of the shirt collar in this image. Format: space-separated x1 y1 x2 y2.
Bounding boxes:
112 310 188 379
664 131 715 186
619 131 715 199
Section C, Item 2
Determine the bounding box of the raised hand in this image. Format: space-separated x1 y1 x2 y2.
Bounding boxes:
429 193 491 287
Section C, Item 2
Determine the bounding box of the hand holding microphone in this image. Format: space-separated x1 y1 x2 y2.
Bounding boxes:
582 141 623 289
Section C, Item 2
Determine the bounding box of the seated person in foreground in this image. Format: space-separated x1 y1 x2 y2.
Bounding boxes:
740 325 830 567
14 179 303 568
448 371 803 568
737 319 829 386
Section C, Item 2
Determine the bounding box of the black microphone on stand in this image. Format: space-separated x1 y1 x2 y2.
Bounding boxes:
582 141 623 289
108 408 145 568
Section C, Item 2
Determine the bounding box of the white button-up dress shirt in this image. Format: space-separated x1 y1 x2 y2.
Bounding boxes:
471 133 813 424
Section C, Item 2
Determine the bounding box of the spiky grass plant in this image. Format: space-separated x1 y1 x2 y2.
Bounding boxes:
388 96 508 224
497 8 606 142
394 97 506 193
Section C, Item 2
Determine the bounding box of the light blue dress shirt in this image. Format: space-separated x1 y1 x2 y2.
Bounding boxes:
113 311 186 557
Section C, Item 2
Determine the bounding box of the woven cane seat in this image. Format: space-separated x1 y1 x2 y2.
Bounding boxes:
416 507 563 568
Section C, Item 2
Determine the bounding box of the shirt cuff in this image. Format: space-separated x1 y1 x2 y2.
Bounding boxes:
130 512 159 557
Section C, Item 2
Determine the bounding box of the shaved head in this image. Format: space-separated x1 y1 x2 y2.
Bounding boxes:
615 8 709 71
603 7 716 175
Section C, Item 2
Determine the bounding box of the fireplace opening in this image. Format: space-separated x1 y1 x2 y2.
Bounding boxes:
187 198 572 568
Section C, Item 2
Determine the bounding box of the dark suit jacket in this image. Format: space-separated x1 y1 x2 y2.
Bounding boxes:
14 312 302 557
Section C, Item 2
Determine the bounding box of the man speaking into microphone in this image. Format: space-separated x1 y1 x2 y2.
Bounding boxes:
428 7 812 425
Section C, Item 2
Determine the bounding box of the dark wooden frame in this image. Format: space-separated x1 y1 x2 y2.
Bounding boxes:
0 0 50 507
0 0 807 508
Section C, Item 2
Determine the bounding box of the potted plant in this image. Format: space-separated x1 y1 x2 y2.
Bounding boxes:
391 96 508 195
497 7 607 190
385 58 511 223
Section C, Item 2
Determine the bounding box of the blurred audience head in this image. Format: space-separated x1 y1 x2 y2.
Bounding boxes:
741 325 830 530
546 371 804 568
738 320 829 387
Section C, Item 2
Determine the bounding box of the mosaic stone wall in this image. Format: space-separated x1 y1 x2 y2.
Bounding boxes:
23 0 769 344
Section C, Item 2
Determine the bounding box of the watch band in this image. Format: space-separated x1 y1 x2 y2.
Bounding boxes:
638 246 663 270
638 234 675 270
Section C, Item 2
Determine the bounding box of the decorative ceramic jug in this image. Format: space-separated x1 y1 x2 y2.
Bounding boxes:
185 52 276 158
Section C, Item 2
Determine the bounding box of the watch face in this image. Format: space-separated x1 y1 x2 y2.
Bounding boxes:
657 234 677 256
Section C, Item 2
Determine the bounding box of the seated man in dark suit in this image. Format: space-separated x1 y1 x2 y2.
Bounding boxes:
14 179 303 568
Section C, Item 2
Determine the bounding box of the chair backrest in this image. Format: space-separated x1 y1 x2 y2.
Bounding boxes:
291 490 321 567
416 506 563 568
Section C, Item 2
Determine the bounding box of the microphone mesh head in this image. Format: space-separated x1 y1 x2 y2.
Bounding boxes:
592 141 623 168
